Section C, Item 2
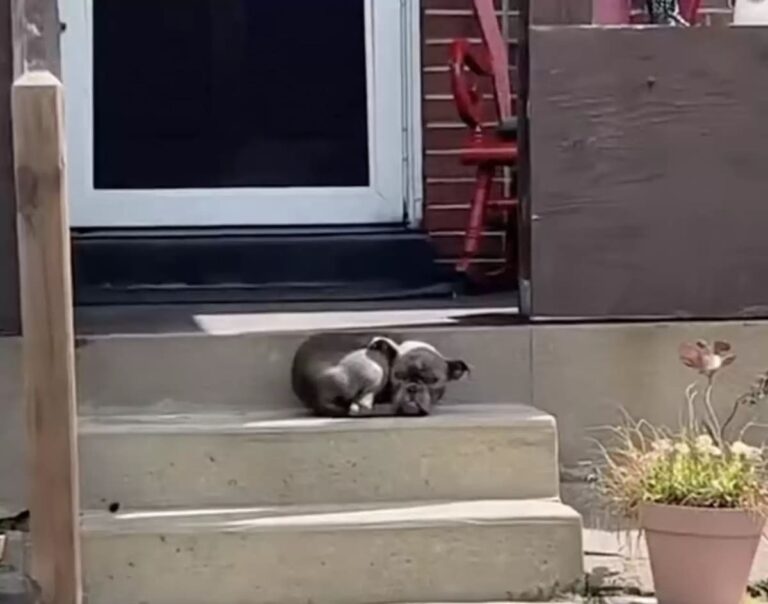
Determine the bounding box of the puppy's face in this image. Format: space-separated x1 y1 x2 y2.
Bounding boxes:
389 343 469 416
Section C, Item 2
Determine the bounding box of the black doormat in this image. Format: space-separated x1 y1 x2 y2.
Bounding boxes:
73 229 457 305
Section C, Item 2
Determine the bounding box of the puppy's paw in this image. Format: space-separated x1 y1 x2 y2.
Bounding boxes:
349 403 361 416
357 392 375 411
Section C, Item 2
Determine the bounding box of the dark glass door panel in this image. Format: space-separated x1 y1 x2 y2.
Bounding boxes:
94 0 370 190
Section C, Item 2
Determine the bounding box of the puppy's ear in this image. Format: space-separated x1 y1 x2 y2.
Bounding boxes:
367 336 400 363
447 360 471 381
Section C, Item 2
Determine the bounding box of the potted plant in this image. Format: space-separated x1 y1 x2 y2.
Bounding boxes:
644 0 703 24
599 340 768 604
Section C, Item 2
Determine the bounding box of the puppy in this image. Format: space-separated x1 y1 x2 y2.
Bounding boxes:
291 333 399 417
372 337 470 416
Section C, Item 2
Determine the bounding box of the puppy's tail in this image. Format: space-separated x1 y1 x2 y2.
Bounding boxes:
367 336 400 364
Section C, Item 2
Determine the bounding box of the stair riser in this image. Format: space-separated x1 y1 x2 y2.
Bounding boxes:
83 521 583 604
73 231 453 305
80 424 559 508
76 327 531 414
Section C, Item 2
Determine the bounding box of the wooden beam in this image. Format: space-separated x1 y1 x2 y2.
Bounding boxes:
11 70 81 604
529 26 768 319
11 0 62 77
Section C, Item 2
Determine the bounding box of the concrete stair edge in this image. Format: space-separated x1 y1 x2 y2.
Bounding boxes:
78 403 555 433
81 499 584 604
81 499 581 534
79 404 562 508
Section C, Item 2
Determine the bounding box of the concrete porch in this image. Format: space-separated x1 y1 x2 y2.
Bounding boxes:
4 305 768 601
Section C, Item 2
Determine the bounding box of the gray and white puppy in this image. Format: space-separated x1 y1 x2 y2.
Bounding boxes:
291 333 399 417
371 337 470 416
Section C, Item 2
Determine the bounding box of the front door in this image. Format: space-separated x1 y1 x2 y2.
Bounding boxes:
60 0 417 227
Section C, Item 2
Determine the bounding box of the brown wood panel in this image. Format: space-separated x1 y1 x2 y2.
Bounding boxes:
0 2 19 335
529 26 768 319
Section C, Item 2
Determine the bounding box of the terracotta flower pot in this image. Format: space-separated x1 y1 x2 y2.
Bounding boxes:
592 0 631 24
641 503 765 604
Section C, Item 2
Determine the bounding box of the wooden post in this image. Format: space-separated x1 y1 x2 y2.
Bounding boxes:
11 70 81 604
11 0 62 78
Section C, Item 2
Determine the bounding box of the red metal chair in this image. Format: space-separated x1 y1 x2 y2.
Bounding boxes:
449 0 518 283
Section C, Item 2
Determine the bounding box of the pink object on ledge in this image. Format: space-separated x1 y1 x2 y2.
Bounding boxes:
680 0 703 24
592 0 631 24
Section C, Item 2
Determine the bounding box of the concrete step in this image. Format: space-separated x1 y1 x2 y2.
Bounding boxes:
81 500 583 604
79 404 560 508
74 324 530 414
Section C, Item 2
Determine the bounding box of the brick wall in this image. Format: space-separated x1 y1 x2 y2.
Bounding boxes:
420 0 522 273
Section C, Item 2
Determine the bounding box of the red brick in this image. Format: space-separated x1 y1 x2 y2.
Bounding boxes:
430 232 506 258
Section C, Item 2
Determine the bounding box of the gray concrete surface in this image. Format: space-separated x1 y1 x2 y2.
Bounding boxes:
5 318 768 513
81 500 583 604
533 321 768 498
75 325 532 415
79 404 559 509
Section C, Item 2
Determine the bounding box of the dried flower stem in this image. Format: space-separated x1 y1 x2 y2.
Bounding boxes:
721 396 745 442
703 377 723 447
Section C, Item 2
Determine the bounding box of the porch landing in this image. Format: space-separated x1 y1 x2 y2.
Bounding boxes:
73 293 520 335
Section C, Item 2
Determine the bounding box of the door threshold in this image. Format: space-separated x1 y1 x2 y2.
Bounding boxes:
72 225 414 239
73 228 456 305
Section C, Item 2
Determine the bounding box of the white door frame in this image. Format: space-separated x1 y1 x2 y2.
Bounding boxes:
60 0 422 227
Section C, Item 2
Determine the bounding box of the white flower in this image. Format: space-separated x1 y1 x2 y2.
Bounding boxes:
695 435 722 457
731 441 763 461
652 439 673 453
674 442 691 455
